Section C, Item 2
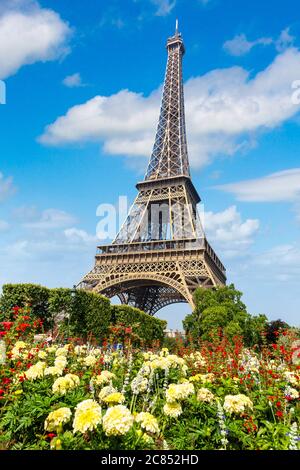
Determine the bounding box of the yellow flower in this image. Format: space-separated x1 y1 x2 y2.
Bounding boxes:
52 374 80 395
73 399 102 434
189 373 214 383
55 346 69 357
45 407 72 432
197 388 215 403
14 389 23 396
74 345 87 356
55 439 62 450
38 351 47 359
44 366 63 377
83 355 97 367
102 405 134 436
165 382 194 403
25 361 46 380
223 394 253 415
14 341 27 351
135 412 160 434
50 438 62 450
54 357 67 370
11 341 27 359
103 392 125 405
99 385 117 403
93 371 116 386
163 402 182 418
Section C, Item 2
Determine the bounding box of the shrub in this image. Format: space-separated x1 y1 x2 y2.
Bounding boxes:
111 304 166 345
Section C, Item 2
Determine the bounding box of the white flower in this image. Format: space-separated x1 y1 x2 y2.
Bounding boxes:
102 405 134 436
197 388 215 403
25 361 46 380
135 412 160 434
163 402 182 417
73 400 102 434
223 394 253 415
285 386 299 400
166 382 194 403
83 355 97 367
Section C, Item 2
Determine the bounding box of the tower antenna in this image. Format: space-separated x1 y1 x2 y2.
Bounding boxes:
175 18 179 36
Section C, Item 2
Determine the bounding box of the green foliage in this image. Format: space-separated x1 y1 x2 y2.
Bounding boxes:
0 283 50 328
111 304 167 345
49 288 111 341
183 284 268 346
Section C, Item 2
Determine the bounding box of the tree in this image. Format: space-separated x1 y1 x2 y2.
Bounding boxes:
265 319 289 344
183 284 267 346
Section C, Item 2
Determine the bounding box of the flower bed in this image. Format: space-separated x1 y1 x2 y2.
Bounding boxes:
0 308 299 450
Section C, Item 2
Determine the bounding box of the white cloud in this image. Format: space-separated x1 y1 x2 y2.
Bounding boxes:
0 220 9 232
12 205 39 221
215 169 300 202
256 244 300 268
250 243 300 282
39 48 300 168
276 28 295 52
151 0 176 16
64 228 97 243
62 72 85 88
23 208 77 230
203 205 260 257
224 28 294 57
223 33 272 56
0 172 16 202
0 0 72 79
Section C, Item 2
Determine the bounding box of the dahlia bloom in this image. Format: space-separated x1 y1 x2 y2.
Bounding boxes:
73 399 102 434
102 405 134 436
45 407 72 432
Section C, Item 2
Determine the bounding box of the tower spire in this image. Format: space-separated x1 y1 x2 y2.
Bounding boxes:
145 25 189 181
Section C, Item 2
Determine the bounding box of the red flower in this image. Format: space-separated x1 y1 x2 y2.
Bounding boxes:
46 433 56 440
0 389 5 396
1 321 13 331
276 401 282 408
12 306 21 316
2 378 11 385
0 331 6 337
276 411 283 418
125 327 132 334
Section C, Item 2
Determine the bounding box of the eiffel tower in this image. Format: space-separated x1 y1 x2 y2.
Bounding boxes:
79 23 226 315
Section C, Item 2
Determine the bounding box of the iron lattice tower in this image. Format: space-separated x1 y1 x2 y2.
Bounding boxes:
79 25 226 315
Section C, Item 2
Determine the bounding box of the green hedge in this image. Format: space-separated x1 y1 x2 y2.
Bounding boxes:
111 304 167 345
0 283 51 328
0 284 166 344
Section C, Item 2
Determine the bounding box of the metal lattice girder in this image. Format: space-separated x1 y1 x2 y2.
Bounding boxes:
79 26 226 315
145 32 189 180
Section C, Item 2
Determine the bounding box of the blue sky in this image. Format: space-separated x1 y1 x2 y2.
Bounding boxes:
1 0 300 329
